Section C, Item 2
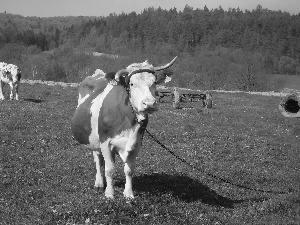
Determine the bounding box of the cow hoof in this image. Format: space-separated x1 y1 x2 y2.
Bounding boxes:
93 186 105 193
105 194 114 199
125 196 134 204
124 192 134 200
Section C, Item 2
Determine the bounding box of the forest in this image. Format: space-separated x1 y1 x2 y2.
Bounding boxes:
0 4 300 91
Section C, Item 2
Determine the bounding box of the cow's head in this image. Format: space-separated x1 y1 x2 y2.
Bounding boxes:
6 64 21 83
110 57 177 119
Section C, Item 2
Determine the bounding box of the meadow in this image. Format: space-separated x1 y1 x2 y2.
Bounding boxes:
0 82 300 224
280 75 300 92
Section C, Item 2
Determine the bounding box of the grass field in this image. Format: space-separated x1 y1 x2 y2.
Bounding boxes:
1 82 300 224
278 74 300 91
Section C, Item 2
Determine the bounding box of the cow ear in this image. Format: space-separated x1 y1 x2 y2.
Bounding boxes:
105 72 118 85
156 68 173 84
105 72 116 81
105 71 127 85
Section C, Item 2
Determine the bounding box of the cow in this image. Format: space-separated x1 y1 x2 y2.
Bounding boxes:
71 57 177 199
0 62 22 100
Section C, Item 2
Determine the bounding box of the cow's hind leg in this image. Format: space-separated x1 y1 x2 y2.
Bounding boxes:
93 151 105 192
100 141 116 198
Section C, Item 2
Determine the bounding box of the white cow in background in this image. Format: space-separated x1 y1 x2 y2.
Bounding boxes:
0 62 22 100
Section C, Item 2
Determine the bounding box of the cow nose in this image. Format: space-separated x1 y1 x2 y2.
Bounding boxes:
142 98 157 109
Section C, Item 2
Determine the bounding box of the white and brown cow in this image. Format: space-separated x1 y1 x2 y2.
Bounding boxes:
71 57 177 199
0 62 22 100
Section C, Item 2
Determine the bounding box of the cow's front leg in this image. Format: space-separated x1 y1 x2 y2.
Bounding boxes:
9 83 14 100
0 81 4 100
120 149 139 199
15 82 19 100
100 141 116 198
93 151 105 191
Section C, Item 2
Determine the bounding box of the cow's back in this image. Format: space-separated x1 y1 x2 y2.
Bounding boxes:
0 62 7 78
77 72 108 105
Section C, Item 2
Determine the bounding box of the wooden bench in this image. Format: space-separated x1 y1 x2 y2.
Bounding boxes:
180 93 206 102
156 89 212 108
155 90 174 102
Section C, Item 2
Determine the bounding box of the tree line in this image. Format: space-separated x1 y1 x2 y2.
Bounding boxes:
0 5 299 91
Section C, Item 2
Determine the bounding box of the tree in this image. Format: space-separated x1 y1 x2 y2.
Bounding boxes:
0 43 26 65
278 56 297 75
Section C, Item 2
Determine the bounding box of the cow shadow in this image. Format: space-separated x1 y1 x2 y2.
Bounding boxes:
115 172 258 208
23 98 44 103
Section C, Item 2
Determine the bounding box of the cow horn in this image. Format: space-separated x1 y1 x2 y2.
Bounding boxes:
153 56 177 71
114 69 128 81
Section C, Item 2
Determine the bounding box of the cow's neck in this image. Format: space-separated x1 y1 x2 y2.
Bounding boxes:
121 84 149 128
126 100 148 133
126 117 147 145
111 103 148 163
134 112 148 126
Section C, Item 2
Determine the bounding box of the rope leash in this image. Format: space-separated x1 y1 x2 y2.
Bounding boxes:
145 128 294 195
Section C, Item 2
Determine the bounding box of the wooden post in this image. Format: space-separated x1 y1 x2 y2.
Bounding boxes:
172 87 180 109
204 91 213 108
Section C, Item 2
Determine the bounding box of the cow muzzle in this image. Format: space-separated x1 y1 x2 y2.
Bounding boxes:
142 98 158 113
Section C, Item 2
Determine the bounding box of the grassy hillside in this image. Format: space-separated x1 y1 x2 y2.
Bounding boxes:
1 83 300 224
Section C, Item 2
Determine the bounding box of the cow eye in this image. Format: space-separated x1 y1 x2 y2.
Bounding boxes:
130 83 134 87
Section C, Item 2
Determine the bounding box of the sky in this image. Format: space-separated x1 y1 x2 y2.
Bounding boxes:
1 0 300 17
